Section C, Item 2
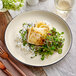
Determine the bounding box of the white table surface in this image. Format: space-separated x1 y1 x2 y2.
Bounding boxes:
9 0 76 76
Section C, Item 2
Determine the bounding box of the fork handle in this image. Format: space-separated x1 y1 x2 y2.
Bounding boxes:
3 69 13 76
7 58 26 76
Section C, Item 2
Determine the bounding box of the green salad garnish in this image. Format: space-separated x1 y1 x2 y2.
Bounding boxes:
19 23 65 60
2 0 24 10
29 28 65 60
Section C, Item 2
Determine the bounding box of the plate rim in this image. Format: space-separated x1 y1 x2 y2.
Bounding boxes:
4 10 73 67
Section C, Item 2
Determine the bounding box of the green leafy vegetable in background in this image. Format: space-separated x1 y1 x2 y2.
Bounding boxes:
2 0 24 10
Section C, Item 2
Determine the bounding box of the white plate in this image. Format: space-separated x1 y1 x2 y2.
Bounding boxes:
5 10 72 66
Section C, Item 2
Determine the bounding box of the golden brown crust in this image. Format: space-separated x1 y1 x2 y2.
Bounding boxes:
27 22 50 45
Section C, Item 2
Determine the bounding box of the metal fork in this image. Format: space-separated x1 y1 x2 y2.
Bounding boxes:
0 42 26 76
0 46 9 59
0 61 13 76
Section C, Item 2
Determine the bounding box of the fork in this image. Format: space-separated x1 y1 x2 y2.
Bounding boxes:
0 42 26 76
0 61 13 76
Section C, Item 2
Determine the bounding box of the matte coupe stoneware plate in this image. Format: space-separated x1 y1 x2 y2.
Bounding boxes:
5 11 72 67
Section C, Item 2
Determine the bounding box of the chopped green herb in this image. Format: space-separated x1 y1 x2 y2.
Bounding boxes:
41 55 45 60
61 32 64 34
55 38 58 42
49 50 54 55
31 55 36 58
31 45 35 50
58 49 62 54
19 29 27 46
51 46 55 50
28 25 32 27
53 27 56 31
23 41 27 46
23 23 26 26
19 29 22 33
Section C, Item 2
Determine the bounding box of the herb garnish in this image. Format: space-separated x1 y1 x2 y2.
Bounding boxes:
19 23 65 60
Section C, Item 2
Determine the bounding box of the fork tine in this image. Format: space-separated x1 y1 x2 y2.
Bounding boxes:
0 46 4 54
0 51 3 55
0 46 4 51
0 51 3 54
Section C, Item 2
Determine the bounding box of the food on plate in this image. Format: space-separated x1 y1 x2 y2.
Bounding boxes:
27 26 49 45
16 22 65 60
35 22 49 28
